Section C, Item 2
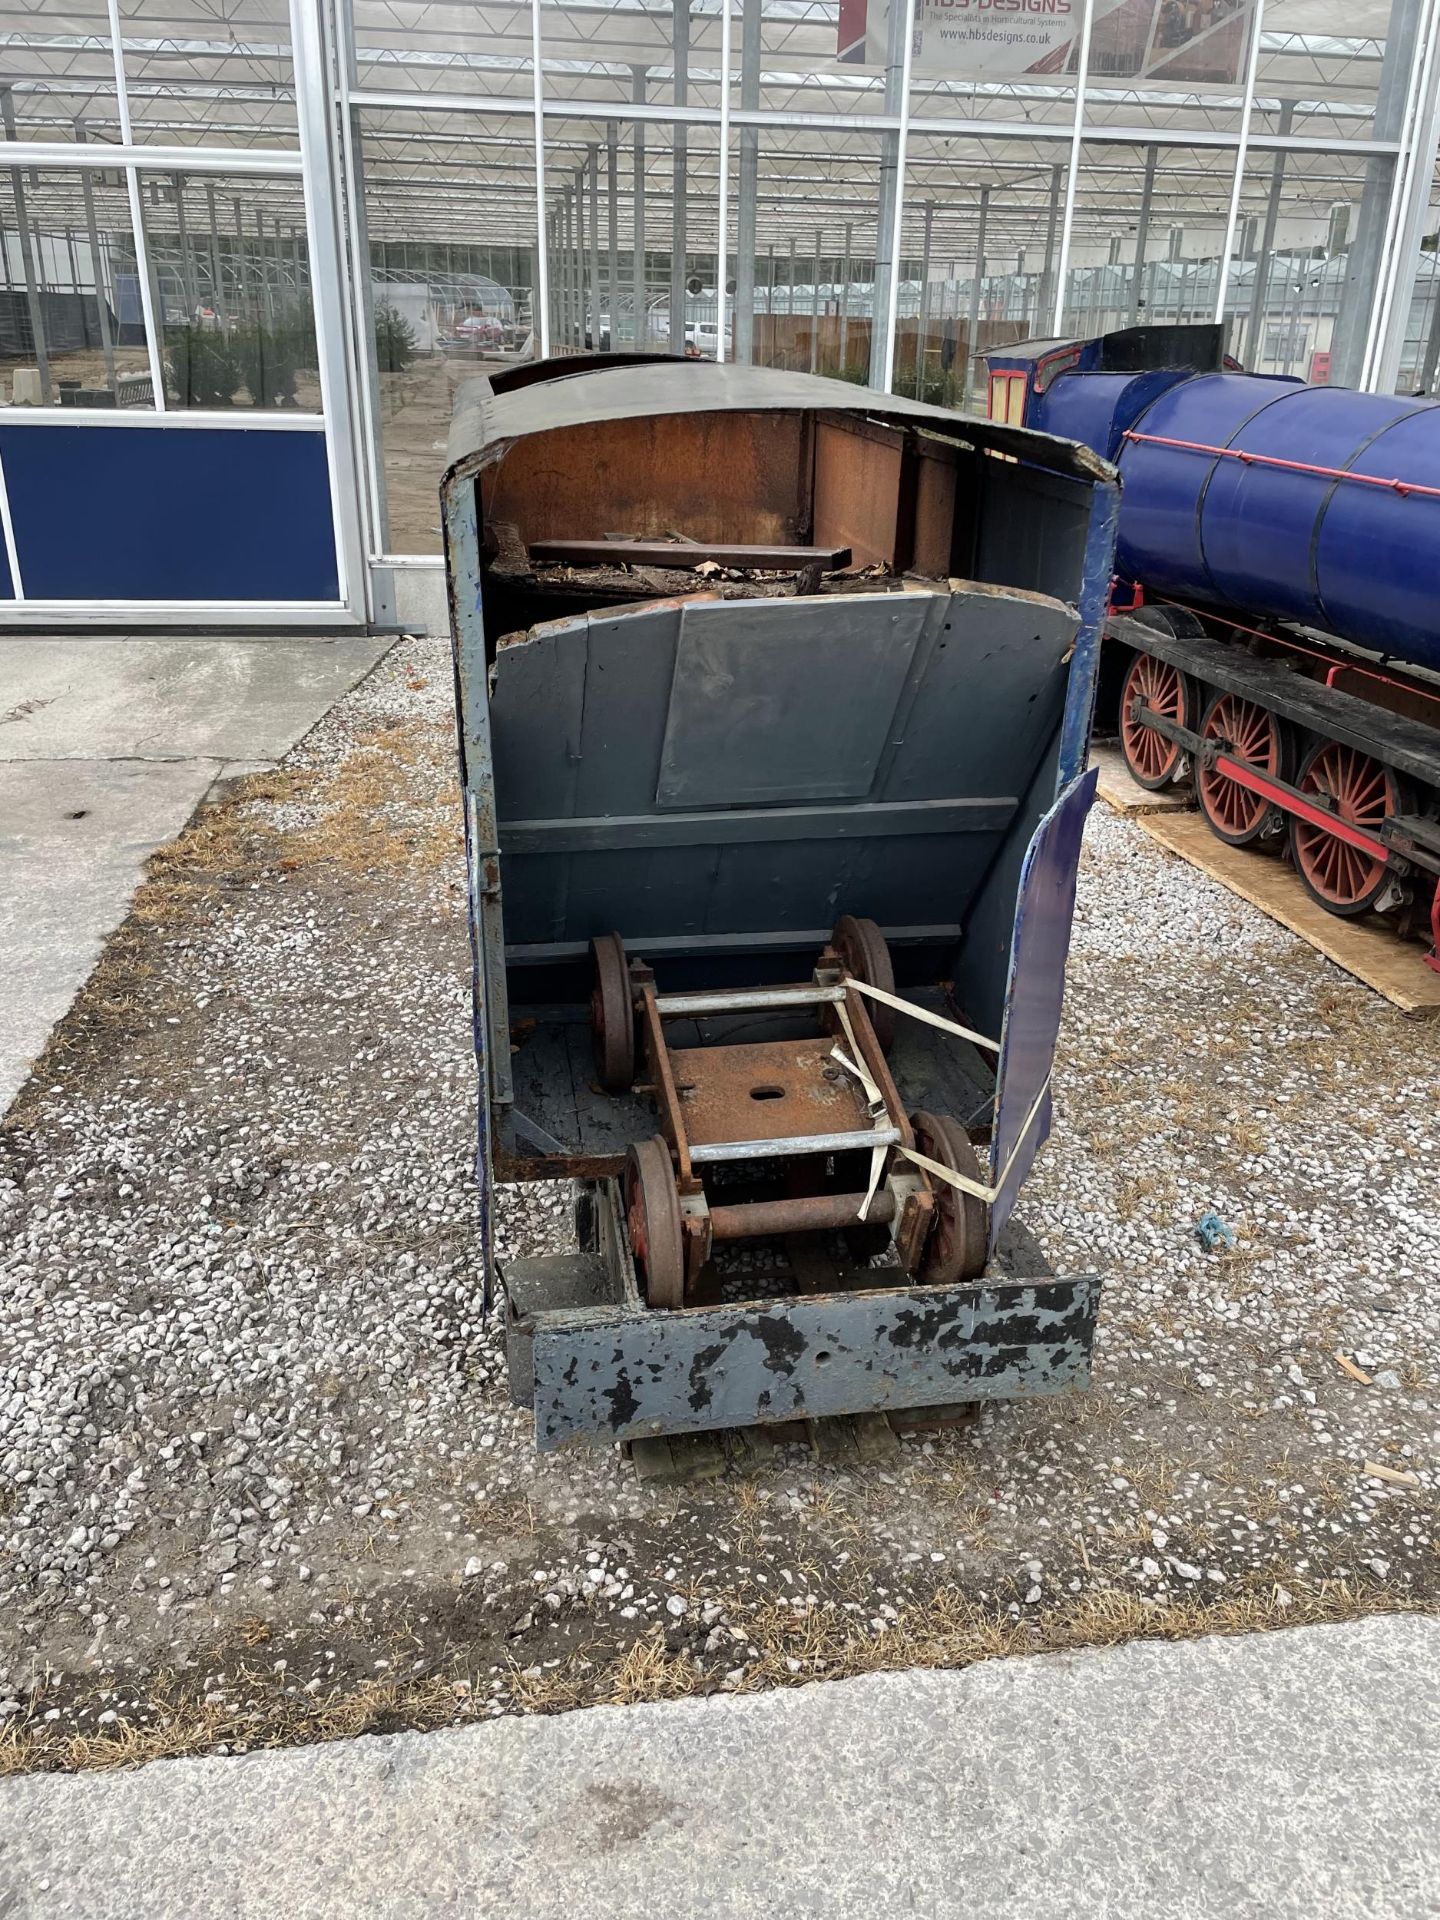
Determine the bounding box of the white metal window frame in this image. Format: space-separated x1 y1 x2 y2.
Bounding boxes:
0 0 368 627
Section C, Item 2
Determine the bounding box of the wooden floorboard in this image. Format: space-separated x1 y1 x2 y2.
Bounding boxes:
1137 809 1440 1016
1089 743 1193 817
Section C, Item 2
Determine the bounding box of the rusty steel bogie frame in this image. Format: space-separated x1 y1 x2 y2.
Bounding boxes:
597 930 964 1305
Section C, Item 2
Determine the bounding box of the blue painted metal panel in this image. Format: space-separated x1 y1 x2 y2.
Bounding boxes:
1056 476 1119 790
1314 406 1440 669
0 521 12 599
1114 372 1440 671
1036 368 1194 463
0 424 339 601
987 768 1097 1256
1112 373 1294 598
1198 387 1418 635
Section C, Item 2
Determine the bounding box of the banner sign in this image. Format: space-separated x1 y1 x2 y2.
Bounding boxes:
838 0 1254 84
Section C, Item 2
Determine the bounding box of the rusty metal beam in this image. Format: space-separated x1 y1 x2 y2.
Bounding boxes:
709 1191 897 1240
529 540 852 571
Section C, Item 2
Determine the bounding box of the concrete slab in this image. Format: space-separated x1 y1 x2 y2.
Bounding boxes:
0 760 215 1111
0 1617 1434 1919
0 635 392 1112
0 636 390 765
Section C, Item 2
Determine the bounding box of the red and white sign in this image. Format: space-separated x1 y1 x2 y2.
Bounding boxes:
838 0 1254 83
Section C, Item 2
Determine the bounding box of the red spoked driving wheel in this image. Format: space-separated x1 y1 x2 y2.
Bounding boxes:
1291 740 1405 917
1195 691 1290 847
1119 652 1192 790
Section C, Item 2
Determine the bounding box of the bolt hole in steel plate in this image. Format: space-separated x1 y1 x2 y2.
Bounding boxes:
1195 691 1291 847
1291 740 1408 916
750 1084 785 1101
1119 651 1192 789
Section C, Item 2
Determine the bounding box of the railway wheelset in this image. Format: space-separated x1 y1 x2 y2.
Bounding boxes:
589 917 990 1312
1115 603 1440 954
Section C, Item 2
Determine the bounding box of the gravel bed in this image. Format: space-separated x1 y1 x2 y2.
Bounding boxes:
0 635 1435 1765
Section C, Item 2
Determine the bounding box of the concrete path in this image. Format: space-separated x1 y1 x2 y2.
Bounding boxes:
0 635 390 1113
0 1616 1434 1919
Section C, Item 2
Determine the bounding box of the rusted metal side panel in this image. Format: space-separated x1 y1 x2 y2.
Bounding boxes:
528 1274 1100 1450
480 409 808 548
911 441 961 576
812 416 904 567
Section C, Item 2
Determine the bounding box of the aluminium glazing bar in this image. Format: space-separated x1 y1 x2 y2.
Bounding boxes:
716 0 732 362
878 0 916 395
1363 0 1440 392
530 0 550 355
733 0 760 362
341 86 1407 157
1214 0 1267 322
289 0 368 616
671 0 690 355
105 0 166 411
1051 0 1096 334
334 0 390 560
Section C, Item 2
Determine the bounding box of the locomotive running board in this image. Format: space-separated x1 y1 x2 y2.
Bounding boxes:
501 1184 1100 1452
1108 614 1440 789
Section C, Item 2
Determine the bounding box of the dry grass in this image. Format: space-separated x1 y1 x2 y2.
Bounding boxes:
115 719 460 942
7 720 464 1089
1 1578 1428 1778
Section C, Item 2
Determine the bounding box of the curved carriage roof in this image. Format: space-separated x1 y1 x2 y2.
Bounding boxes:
443 357 1113 493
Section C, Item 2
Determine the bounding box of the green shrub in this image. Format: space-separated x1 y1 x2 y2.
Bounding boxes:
165 326 239 406
374 303 418 372
232 325 300 407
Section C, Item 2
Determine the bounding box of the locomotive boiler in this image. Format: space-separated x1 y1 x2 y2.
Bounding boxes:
985 324 1440 968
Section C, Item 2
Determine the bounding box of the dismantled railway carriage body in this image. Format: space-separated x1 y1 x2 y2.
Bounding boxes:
441 358 1119 1451
987 324 1440 967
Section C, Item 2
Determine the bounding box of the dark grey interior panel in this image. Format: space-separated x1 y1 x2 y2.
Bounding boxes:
490 583 1078 957
976 463 1092 601
656 595 932 807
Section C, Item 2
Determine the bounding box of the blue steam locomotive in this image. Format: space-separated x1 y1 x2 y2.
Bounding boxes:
984 324 1440 969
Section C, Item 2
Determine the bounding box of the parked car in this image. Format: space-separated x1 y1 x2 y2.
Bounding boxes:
685 320 733 357
452 314 505 349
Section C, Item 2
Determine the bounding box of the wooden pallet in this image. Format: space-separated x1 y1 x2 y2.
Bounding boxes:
1089 742 1193 816
1138 809 1440 1016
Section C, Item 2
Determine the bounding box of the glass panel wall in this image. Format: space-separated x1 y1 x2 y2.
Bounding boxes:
120 0 300 143
901 135 1073 410
0 169 152 406
336 0 1440 562
1062 144 1232 342
0 3 118 143
727 128 884 379
136 171 317 408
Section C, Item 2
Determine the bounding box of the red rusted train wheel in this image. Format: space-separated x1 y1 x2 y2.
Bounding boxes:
1195 691 1290 847
625 1137 685 1310
1119 652 1192 790
831 914 896 1051
909 1110 989 1285
590 932 635 1091
1291 741 1406 917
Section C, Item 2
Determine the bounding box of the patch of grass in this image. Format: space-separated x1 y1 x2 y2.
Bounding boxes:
2 1580 1426 1778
